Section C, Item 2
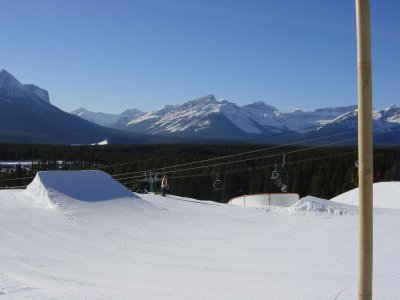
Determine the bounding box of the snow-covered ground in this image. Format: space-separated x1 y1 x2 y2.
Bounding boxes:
0 171 399 299
330 181 400 209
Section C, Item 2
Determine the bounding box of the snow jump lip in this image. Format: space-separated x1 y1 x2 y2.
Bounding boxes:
25 170 138 203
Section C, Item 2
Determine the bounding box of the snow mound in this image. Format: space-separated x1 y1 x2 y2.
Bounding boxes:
25 170 140 207
330 182 400 209
291 196 358 215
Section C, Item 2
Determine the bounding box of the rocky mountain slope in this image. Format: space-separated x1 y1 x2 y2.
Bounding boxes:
0 69 153 145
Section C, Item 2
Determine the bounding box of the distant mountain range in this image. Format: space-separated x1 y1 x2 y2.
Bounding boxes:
71 107 145 127
0 69 162 145
72 95 400 146
0 69 398 146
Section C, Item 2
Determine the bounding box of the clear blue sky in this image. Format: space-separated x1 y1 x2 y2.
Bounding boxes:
1 0 398 113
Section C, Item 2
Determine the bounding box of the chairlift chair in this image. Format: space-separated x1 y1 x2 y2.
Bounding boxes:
213 174 223 191
270 154 289 192
270 164 279 180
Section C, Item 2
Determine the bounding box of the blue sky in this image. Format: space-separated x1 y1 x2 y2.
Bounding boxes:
1 0 398 113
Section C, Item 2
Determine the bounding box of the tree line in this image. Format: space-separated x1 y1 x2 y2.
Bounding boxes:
0 143 399 202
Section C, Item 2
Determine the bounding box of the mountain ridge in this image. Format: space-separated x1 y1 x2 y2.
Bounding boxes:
1 69 398 145
71 92 399 145
0 69 159 145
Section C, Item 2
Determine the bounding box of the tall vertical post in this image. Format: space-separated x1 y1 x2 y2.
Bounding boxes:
355 0 373 299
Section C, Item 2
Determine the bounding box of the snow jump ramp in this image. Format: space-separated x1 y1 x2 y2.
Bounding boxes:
25 170 141 207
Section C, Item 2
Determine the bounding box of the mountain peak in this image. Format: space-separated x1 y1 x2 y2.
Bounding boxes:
0 68 23 86
0 69 12 76
0 69 51 105
244 101 278 111
192 94 216 104
0 68 29 99
122 108 141 114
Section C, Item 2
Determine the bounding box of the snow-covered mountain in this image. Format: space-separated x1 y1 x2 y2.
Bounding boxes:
122 95 283 141
0 69 50 106
298 105 400 146
71 107 145 127
282 106 358 131
241 102 286 131
111 94 399 144
0 69 154 145
122 95 291 139
118 95 363 142
125 95 261 136
317 105 400 133
110 94 397 144
2 68 398 145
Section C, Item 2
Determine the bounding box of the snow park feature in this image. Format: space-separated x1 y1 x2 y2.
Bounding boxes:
290 196 359 215
24 170 151 218
330 181 400 209
25 170 140 205
228 193 299 207
0 170 399 299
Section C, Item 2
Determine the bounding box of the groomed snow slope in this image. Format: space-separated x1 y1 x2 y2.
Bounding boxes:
330 181 400 209
0 173 399 299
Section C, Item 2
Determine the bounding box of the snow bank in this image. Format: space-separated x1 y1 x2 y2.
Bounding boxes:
25 170 139 207
330 181 400 209
291 196 358 215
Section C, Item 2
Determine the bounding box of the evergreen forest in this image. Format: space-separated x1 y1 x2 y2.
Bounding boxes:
0 143 399 203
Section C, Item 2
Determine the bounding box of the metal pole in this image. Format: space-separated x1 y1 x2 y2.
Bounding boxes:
355 0 373 299
149 181 154 193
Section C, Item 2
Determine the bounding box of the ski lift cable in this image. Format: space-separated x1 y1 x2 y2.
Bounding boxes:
116 148 358 184
160 150 357 180
113 127 399 180
111 129 360 179
112 133 360 182
115 149 288 182
112 129 358 177
113 139 347 182
78 151 357 191
116 149 358 189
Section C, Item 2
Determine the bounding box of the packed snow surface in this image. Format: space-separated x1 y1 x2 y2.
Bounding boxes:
330 181 400 209
291 196 359 215
0 171 399 299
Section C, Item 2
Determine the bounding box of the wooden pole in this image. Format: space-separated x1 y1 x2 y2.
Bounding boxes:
355 0 373 299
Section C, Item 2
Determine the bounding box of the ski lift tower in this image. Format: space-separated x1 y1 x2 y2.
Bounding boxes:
141 170 161 193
